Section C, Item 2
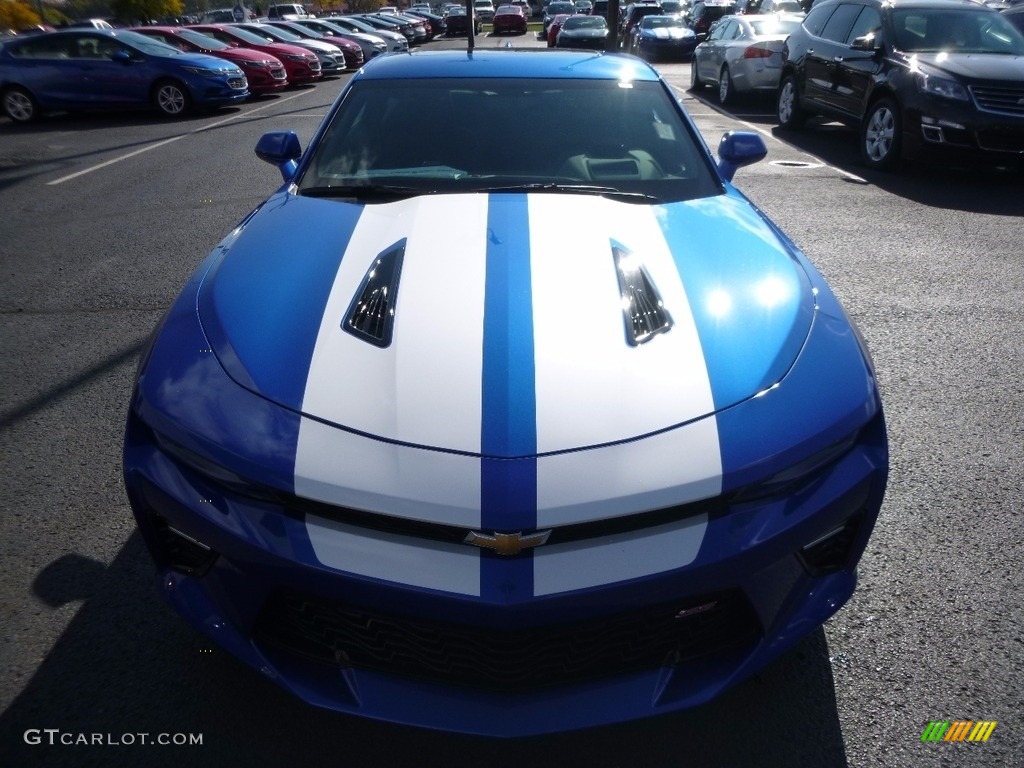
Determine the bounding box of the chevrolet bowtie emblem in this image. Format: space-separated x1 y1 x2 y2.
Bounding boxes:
464 529 551 556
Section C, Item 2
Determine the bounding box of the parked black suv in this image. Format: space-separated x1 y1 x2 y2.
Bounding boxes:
685 1 739 42
776 0 1024 170
618 3 666 47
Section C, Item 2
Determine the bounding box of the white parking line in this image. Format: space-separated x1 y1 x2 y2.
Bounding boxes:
676 87 868 184
46 91 317 186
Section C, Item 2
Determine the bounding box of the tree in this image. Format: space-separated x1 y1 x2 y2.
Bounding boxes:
0 0 41 30
109 0 183 23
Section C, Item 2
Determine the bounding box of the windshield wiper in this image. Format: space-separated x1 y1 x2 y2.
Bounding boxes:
487 183 662 203
300 184 428 201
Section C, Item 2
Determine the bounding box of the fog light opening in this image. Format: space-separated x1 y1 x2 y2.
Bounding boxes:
798 514 863 576
921 125 944 144
154 516 219 577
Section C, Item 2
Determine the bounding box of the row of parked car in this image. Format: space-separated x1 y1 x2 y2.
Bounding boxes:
683 0 1024 171
0 13 453 123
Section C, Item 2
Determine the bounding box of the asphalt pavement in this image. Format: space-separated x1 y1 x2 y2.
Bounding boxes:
1 30 1021 768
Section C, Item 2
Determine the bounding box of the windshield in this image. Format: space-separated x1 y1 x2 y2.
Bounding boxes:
252 25 303 42
298 78 719 203
749 18 801 36
178 29 231 50
212 25 274 46
892 8 1024 54
643 17 687 29
563 17 607 29
117 31 187 55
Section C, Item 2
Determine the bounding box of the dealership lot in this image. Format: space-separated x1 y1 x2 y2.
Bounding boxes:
1 32 1022 767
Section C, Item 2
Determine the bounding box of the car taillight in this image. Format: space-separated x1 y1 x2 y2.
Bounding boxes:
743 45 774 59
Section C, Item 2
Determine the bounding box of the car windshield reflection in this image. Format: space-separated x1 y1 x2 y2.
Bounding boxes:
298 78 720 203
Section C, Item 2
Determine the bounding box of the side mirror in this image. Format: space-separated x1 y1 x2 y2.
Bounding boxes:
255 131 302 182
716 131 767 181
111 49 133 64
850 32 881 52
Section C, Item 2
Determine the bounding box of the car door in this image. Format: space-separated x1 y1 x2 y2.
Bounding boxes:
4 34 82 109
68 34 153 108
831 4 884 116
700 19 735 82
800 2 862 112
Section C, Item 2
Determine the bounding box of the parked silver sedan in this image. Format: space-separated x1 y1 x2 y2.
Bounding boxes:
689 13 803 104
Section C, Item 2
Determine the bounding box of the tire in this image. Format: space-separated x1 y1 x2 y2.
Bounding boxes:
776 73 805 129
718 65 733 105
861 97 902 171
153 80 191 118
2 86 37 123
689 59 704 91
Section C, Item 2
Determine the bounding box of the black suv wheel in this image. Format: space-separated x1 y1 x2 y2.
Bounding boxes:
861 97 902 171
776 74 805 129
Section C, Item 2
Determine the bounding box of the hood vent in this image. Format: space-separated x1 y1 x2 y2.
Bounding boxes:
612 241 673 346
343 239 406 348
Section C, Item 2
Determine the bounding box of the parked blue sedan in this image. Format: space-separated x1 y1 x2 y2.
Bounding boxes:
0 29 248 122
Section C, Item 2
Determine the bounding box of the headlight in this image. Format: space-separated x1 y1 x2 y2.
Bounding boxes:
182 66 223 77
284 53 307 61
915 72 968 101
240 59 266 67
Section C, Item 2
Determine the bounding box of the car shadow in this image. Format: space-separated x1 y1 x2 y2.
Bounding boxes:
0 533 850 768
689 92 1023 215
0 104 249 134
768 120 1024 214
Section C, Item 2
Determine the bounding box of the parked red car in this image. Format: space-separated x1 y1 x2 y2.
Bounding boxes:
547 13 573 46
188 24 322 84
133 26 289 94
493 4 529 34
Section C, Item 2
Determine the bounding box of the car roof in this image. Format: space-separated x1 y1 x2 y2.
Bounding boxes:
353 50 662 81
814 0 990 7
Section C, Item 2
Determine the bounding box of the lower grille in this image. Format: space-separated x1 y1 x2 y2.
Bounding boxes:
254 588 761 693
975 127 1024 154
971 85 1024 117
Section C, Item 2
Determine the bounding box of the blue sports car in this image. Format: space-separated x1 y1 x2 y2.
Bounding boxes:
124 49 888 736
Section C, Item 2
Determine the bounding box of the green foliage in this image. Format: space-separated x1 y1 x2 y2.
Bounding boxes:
1 0 41 29
64 0 118 21
109 0 184 22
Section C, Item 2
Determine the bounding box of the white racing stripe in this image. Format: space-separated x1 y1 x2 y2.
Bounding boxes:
307 513 480 596
529 195 722 528
295 417 482 526
535 420 721 527
297 192 720 591
298 194 489 452
534 514 708 596
295 195 488 537
528 196 719 451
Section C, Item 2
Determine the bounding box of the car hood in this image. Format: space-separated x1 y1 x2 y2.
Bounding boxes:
217 46 280 65
288 39 341 53
167 50 242 70
914 52 1024 81
198 191 815 457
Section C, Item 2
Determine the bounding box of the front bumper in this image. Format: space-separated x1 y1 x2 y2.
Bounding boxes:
638 37 698 60
901 86 1024 166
